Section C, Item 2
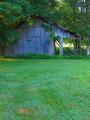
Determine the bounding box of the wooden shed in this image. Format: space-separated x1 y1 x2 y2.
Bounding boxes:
6 16 81 55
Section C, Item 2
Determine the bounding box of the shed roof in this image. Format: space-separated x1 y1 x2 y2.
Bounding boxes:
16 15 81 40
36 16 81 39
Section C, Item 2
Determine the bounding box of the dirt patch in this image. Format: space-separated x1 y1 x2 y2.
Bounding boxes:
18 108 30 115
26 87 38 92
68 102 78 109
17 108 37 116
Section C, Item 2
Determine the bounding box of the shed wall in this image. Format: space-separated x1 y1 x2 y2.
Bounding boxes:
5 18 78 56
6 22 54 55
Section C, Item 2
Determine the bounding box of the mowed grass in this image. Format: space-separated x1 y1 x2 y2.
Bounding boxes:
0 59 90 120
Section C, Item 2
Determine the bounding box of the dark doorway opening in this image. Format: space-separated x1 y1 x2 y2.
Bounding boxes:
54 40 60 55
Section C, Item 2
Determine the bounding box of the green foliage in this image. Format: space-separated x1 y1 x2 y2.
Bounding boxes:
26 17 35 27
50 30 55 40
0 0 90 54
50 33 60 41
54 35 60 41
42 23 58 41
5 53 89 59
42 22 52 31
0 0 59 54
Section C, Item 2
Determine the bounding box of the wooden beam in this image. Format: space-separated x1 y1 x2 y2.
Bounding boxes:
60 37 64 55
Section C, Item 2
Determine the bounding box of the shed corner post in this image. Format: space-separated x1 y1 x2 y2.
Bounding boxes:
60 37 64 55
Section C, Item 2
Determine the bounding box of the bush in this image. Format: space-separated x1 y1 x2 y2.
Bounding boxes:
5 53 90 59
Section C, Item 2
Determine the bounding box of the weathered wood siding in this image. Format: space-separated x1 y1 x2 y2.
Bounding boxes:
6 20 54 55
54 27 75 39
6 18 78 56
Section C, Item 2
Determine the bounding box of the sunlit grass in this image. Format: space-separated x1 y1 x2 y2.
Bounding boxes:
0 58 16 61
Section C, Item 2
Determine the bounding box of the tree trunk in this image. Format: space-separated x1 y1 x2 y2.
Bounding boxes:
86 36 90 55
0 44 6 56
86 47 90 55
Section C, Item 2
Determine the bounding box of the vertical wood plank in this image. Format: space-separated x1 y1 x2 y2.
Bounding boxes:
60 37 64 55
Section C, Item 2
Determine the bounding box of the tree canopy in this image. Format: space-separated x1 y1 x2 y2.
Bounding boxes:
0 0 90 54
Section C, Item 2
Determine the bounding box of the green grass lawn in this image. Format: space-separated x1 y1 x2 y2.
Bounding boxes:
0 59 90 120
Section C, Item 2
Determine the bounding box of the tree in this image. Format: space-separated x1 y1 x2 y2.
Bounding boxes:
0 0 58 55
77 0 90 55
0 0 89 55
85 0 90 55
